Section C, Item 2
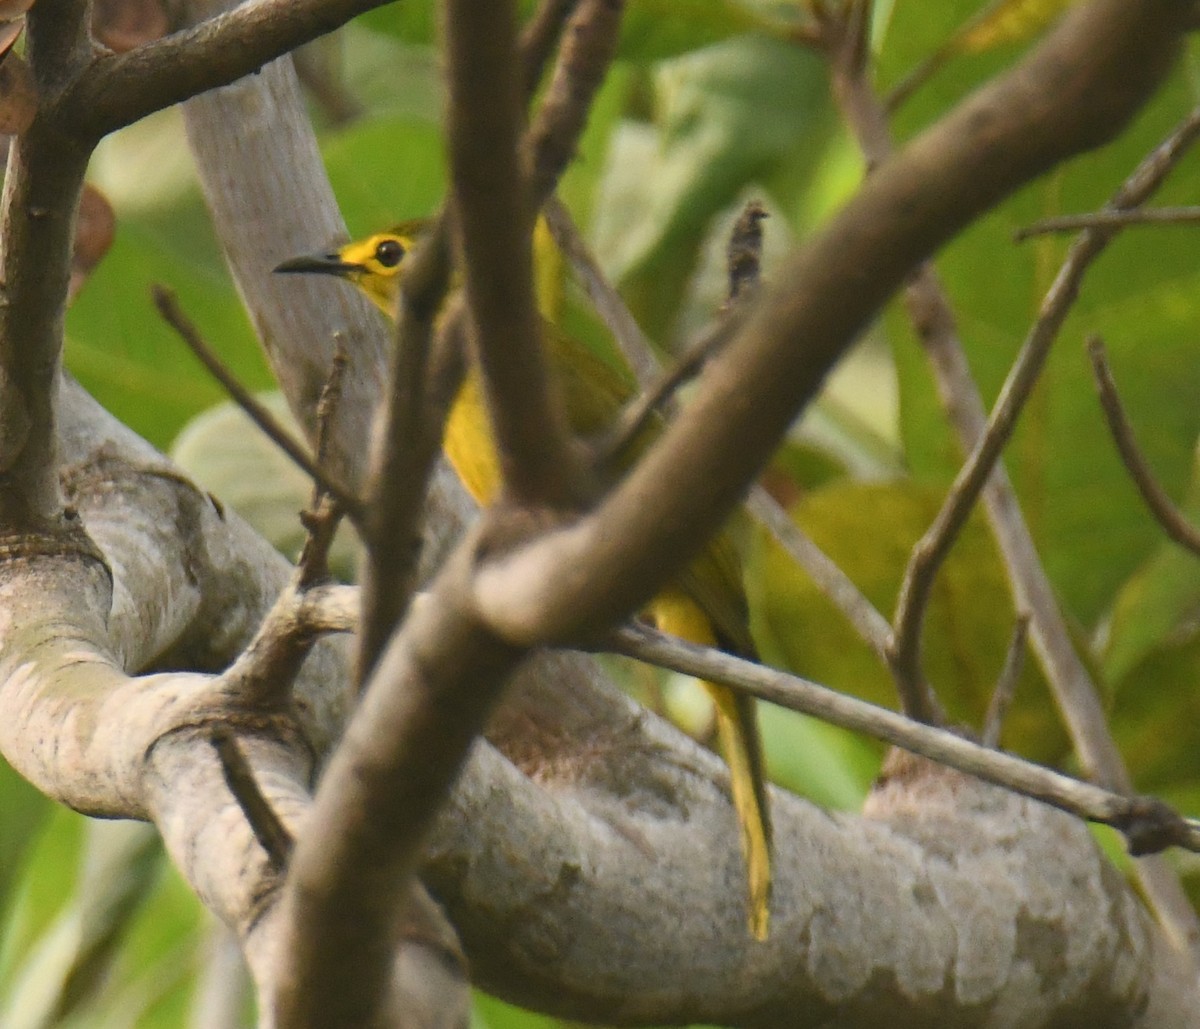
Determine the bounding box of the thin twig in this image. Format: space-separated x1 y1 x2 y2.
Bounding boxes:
743 489 894 660
211 728 294 873
150 285 365 523
541 195 661 388
600 314 743 465
518 0 580 97
312 334 349 489
541 197 902 680
611 624 1200 855
888 108 1200 729
1016 206 1200 241
298 339 351 587
1087 336 1200 557
357 216 454 680
983 613 1029 748
524 0 625 208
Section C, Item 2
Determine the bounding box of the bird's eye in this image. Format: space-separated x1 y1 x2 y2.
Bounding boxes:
374 239 405 268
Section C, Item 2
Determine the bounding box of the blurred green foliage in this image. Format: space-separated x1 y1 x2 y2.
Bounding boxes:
1 1 1197 1024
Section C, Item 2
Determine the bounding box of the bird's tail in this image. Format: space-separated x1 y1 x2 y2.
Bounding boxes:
651 591 773 940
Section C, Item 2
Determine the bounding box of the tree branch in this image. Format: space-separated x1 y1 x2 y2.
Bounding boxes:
472 0 1190 650
1087 335 1200 556
151 285 365 522
613 624 1200 853
1016 205 1200 239
66 0 392 139
445 0 581 509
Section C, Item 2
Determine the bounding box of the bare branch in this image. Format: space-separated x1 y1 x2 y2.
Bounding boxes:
1087 336 1200 557
67 0 393 139
743 488 894 661
151 285 365 522
540 195 662 388
474 0 1191 651
983 613 1029 748
889 107 1200 750
357 217 455 679
612 624 1200 854
275 543 521 1026
1016 205 1200 240
212 728 294 874
446 0 581 509
518 0 580 97
525 0 625 207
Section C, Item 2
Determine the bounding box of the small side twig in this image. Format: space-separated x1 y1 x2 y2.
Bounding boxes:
518 0 580 97
887 108 1200 728
542 198 893 681
726 200 768 306
600 314 743 465
1087 337 1200 557
600 200 764 465
982 612 1029 748
150 285 365 523
211 728 294 874
298 339 351 587
1016 206 1200 241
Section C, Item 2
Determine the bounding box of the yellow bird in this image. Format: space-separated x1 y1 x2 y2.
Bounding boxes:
276 222 774 939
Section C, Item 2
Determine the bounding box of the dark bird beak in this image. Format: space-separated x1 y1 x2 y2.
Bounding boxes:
273 252 359 276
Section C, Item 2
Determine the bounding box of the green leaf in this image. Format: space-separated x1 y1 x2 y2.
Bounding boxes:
616 0 787 63
592 35 830 338
321 115 447 234
170 395 361 579
748 481 1068 762
885 39 1200 625
65 200 269 451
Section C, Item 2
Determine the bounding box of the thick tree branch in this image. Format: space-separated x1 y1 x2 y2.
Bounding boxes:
0 5 95 527
275 542 523 1026
525 0 624 207
444 0 582 509
473 0 1189 649
66 0 392 139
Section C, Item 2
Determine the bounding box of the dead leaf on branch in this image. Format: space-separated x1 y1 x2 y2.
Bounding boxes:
69 185 116 304
92 0 170 52
0 53 35 134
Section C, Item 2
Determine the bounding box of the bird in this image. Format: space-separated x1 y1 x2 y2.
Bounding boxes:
276 221 774 939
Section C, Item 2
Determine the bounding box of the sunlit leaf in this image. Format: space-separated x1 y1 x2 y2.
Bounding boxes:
953 0 1074 53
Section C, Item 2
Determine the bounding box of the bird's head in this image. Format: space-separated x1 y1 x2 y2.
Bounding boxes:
274 220 427 316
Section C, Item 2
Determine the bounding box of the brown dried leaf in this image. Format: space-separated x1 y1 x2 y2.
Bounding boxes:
0 19 22 60
0 52 36 134
0 1 34 21
92 0 169 52
69 185 116 304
